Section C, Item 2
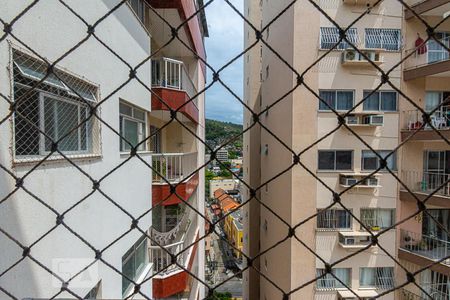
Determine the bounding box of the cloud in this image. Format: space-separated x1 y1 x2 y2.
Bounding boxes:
204 0 244 124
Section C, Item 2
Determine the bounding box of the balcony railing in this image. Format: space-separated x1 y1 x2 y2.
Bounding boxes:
401 170 450 197
152 152 198 183
400 229 450 264
149 210 198 276
404 37 450 71
402 108 450 131
151 57 198 105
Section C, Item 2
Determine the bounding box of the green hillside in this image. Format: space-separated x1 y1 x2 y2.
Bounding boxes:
205 119 243 150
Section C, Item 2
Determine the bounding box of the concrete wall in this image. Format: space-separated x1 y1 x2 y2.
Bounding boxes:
0 1 152 298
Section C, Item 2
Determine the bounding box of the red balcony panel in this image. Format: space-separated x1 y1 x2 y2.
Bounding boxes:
152 173 199 206
151 87 199 124
152 232 200 299
147 0 206 75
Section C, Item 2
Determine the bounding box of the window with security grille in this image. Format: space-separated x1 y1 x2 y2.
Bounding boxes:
320 27 358 50
319 90 354 111
360 208 395 229
316 268 351 289
365 29 401 51
359 267 394 289
317 209 352 229
12 49 98 159
119 101 147 152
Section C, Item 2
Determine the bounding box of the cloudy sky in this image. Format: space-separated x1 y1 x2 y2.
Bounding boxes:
204 0 244 124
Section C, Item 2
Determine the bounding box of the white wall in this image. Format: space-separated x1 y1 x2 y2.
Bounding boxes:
0 1 152 298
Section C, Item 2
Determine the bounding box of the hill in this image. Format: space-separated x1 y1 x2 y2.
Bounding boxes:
205 119 243 151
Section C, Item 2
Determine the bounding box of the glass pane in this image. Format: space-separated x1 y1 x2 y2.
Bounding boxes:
319 91 335 110
318 151 335 170
56 99 79 152
80 106 88 151
335 151 352 170
336 91 353 110
133 108 145 121
425 92 441 112
44 97 56 152
360 268 376 287
363 91 380 111
362 151 378 170
123 119 138 150
120 103 132 116
135 240 147 274
380 92 397 111
122 255 135 294
14 86 40 156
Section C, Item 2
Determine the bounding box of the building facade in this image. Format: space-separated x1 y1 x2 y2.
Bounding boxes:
243 0 417 299
0 0 207 299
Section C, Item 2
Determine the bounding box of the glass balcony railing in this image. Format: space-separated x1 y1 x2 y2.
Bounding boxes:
402 108 450 131
400 229 450 264
152 152 198 183
404 37 450 71
401 170 450 197
151 57 198 106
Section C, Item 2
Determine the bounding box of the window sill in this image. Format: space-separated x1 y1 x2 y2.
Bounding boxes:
120 151 153 158
316 229 353 232
13 153 102 166
317 170 354 173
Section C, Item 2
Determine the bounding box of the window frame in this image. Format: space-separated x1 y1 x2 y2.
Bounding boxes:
317 209 352 230
318 90 355 111
119 101 148 153
364 28 401 51
360 208 395 229
362 90 398 112
122 235 148 295
361 150 397 171
359 267 395 289
319 27 358 50
318 150 354 171
316 268 352 289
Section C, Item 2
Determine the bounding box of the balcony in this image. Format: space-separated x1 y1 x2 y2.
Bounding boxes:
399 229 450 274
401 109 450 141
149 209 199 299
151 58 199 124
152 153 199 206
403 37 450 81
404 0 450 19
401 170 450 205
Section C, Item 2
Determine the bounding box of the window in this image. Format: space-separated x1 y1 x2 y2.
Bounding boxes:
363 91 397 111
122 235 148 295
365 29 401 51
318 150 353 171
361 150 397 171
317 209 352 229
149 125 161 153
360 208 395 229
360 267 394 289
119 102 147 152
129 0 145 24
320 27 358 50
12 50 98 159
316 268 351 289
319 90 354 111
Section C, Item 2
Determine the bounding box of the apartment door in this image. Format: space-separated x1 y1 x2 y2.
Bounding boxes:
150 125 161 153
425 92 450 128
424 151 450 194
428 32 450 63
422 209 450 241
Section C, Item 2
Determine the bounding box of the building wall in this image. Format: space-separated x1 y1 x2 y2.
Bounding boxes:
0 1 153 299
209 179 237 198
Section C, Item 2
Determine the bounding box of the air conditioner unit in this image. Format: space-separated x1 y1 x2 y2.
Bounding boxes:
361 50 380 62
341 176 358 186
342 50 358 62
345 115 358 125
366 177 379 186
343 237 355 245
363 114 384 126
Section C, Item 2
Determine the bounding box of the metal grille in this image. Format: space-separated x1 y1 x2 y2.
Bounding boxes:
0 0 450 300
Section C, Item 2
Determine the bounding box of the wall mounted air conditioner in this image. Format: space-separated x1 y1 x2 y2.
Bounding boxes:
345 115 358 125
343 237 355 245
341 177 358 186
342 50 358 62
363 114 384 126
366 177 379 187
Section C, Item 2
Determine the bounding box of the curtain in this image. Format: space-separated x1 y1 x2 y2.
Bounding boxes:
360 268 375 287
336 91 353 110
334 268 350 288
378 210 393 228
425 91 441 112
363 91 380 111
421 270 432 298
319 91 335 110
380 91 397 111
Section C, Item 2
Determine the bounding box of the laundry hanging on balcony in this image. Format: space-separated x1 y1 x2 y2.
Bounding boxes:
415 34 427 55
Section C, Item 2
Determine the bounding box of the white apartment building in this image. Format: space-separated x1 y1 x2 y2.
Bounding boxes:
0 0 207 299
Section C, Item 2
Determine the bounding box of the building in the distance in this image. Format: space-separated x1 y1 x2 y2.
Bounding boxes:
209 178 238 198
216 148 229 162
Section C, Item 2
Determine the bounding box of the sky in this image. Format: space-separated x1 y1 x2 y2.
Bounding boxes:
204 0 244 125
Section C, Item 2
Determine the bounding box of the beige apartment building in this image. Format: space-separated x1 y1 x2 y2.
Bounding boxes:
244 0 450 299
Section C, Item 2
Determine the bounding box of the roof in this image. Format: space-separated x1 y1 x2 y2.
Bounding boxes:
214 189 239 213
